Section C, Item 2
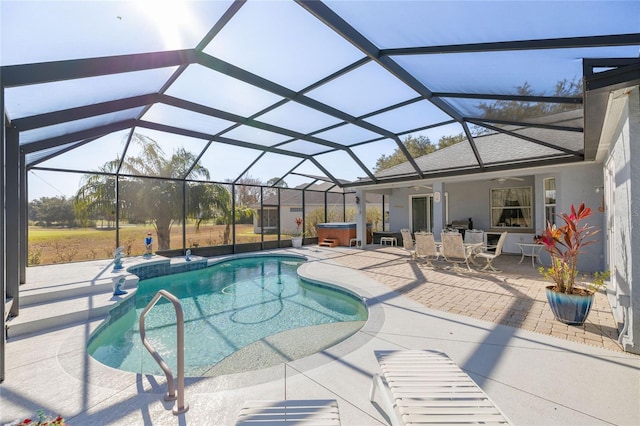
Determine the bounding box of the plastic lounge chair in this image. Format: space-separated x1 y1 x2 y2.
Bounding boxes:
414 232 440 266
370 350 511 426
400 228 416 260
440 232 475 271
475 232 507 272
236 399 340 425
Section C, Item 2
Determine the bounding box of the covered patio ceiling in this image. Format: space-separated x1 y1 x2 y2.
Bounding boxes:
2 1 640 193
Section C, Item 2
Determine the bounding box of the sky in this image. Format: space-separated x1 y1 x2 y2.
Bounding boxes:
3 1 639 201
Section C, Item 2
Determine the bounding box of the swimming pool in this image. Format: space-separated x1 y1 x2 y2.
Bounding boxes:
88 255 368 377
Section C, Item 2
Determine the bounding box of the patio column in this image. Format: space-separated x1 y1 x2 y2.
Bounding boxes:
5 127 19 317
432 182 446 236
19 151 26 284
1 86 5 382
355 190 366 247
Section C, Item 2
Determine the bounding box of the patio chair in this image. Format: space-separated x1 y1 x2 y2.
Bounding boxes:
400 228 416 260
440 232 475 271
464 229 484 245
236 399 340 425
414 232 440 266
370 350 511 426
476 231 507 272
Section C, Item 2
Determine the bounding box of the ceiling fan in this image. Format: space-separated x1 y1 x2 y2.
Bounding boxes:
490 177 524 183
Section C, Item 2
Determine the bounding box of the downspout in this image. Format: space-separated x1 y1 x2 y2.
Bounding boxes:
617 294 631 345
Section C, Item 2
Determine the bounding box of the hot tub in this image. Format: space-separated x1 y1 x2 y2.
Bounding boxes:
317 222 372 246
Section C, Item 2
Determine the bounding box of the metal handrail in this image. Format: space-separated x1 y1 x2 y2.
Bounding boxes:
139 289 189 415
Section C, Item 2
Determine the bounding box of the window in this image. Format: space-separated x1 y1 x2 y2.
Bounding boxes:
544 178 556 226
289 207 302 213
258 207 279 229
490 187 532 228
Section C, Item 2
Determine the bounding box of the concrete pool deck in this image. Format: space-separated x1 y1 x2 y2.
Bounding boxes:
1 245 639 425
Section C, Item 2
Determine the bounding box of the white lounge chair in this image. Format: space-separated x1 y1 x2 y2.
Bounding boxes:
414 232 440 267
370 350 511 426
236 399 340 425
476 232 507 272
400 228 416 260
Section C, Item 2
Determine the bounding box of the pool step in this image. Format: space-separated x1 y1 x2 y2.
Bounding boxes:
7 275 138 339
318 238 339 248
6 293 119 338
19 277 115 306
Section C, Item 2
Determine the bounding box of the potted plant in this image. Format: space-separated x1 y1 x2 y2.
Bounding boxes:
291 217 303 248
13 410 66 425
534 203 604 325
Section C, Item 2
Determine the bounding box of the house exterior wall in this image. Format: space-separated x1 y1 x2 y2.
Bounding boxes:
388 188 410 234
386 168 605 265
607 88 640 354
537 162 605 273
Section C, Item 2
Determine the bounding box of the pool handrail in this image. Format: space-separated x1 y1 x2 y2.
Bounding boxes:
139 289 189 415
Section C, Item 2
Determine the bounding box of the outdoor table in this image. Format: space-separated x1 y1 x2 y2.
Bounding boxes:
380 236 397 246
517 243 543 267
435 241 483 265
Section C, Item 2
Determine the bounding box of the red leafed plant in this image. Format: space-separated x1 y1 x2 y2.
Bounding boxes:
534 203 599 295
16 410 66 425
292 217 303 237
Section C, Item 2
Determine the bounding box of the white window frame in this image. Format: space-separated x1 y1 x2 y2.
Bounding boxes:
543 177 556 226
490 186 533 229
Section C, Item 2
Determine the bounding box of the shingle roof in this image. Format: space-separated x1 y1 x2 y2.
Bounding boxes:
373 110 583 181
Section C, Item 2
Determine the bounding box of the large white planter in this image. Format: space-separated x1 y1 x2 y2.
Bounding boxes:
291 236 303 248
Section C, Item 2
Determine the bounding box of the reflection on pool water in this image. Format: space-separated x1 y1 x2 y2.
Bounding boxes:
88 256 368 377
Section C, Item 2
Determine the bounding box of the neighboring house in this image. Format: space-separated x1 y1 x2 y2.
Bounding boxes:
253 186 328 236
253 182 384 236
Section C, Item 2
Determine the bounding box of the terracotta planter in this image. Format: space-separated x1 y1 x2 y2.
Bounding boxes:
545 286 595 325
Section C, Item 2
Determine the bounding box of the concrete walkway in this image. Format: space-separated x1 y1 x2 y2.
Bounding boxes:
1 246 638 425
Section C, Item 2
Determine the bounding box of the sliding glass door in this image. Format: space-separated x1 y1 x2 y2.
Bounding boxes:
411 196 432 233
411 193 448 233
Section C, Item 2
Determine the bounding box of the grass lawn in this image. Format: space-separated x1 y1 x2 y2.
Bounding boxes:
28 223 259 265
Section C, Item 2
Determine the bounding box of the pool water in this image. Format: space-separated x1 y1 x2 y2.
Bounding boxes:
88 256 368 377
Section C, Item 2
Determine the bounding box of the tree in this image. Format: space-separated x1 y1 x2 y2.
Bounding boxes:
75 133 234 250
476 78 581 123
187 182 245 246
74 160 118 228
437 133 465 149
29 196 76 227
234 175 262 210
266 177 287 188
374 135 436 172
373 78 582 171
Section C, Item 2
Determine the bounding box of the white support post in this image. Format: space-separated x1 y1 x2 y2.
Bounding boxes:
356 190 366 248
432 182 446 236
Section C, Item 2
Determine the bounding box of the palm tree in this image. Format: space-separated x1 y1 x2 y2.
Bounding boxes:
74 159 119 228
75 133 236 250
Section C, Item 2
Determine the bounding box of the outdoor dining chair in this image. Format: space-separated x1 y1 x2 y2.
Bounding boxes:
464 229 484 245
414 232 440 267
476 231 508 271
400 228 416 260
440 232 475 271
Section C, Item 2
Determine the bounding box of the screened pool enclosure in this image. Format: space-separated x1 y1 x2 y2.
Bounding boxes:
2 1 639 261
